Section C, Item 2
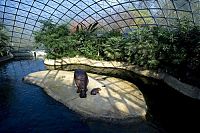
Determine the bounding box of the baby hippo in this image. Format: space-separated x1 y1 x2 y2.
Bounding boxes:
74 69 89 98
90 88 101 95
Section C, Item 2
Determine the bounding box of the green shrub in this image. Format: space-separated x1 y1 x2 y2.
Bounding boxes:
126 27 159 69
34 19 200 75
173 21 200 71
34 20 73 59
0 23 10 56
101 36 124 61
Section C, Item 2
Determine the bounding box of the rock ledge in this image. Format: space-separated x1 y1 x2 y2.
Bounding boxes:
24 70 147 122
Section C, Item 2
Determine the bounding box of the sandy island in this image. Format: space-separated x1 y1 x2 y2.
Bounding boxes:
24 70 147 123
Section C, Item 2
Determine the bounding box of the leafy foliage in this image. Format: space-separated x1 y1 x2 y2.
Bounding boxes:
99 30 125 61
172 21 200 72
34 20 200 76
0 23 10 56
73 22 100 59
75 22 98 43
34 21 101 59
34 20 73 58
126 27 159 69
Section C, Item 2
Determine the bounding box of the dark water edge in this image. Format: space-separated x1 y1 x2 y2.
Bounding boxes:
0 59 163 133
47 64 200 133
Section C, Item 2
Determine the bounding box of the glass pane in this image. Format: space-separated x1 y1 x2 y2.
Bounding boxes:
0 0 199 51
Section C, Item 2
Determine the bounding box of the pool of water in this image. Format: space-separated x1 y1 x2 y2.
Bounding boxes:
0 59 162 133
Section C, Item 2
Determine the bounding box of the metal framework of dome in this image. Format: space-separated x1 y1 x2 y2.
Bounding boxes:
0 0 199 51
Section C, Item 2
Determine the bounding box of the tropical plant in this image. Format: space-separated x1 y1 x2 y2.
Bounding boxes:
126 27 160 69
74 21 98 42
73 21 101 59
173 20 200 72
34 19 200 78
34 20 72 58
102 36 124 61
0 23 10 56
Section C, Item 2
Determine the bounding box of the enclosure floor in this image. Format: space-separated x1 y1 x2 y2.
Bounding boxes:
24 70 147 122
44 57 200 100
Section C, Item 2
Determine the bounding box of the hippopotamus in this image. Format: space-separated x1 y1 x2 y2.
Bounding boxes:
90 88 101 95
74 69 89 98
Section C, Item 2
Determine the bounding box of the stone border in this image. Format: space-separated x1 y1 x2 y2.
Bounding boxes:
0 56 13 63
44 57 200 100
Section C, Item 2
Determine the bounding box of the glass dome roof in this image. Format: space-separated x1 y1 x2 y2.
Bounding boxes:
0 0 199 51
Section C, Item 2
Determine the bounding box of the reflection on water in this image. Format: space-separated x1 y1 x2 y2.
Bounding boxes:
0 59 161 133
